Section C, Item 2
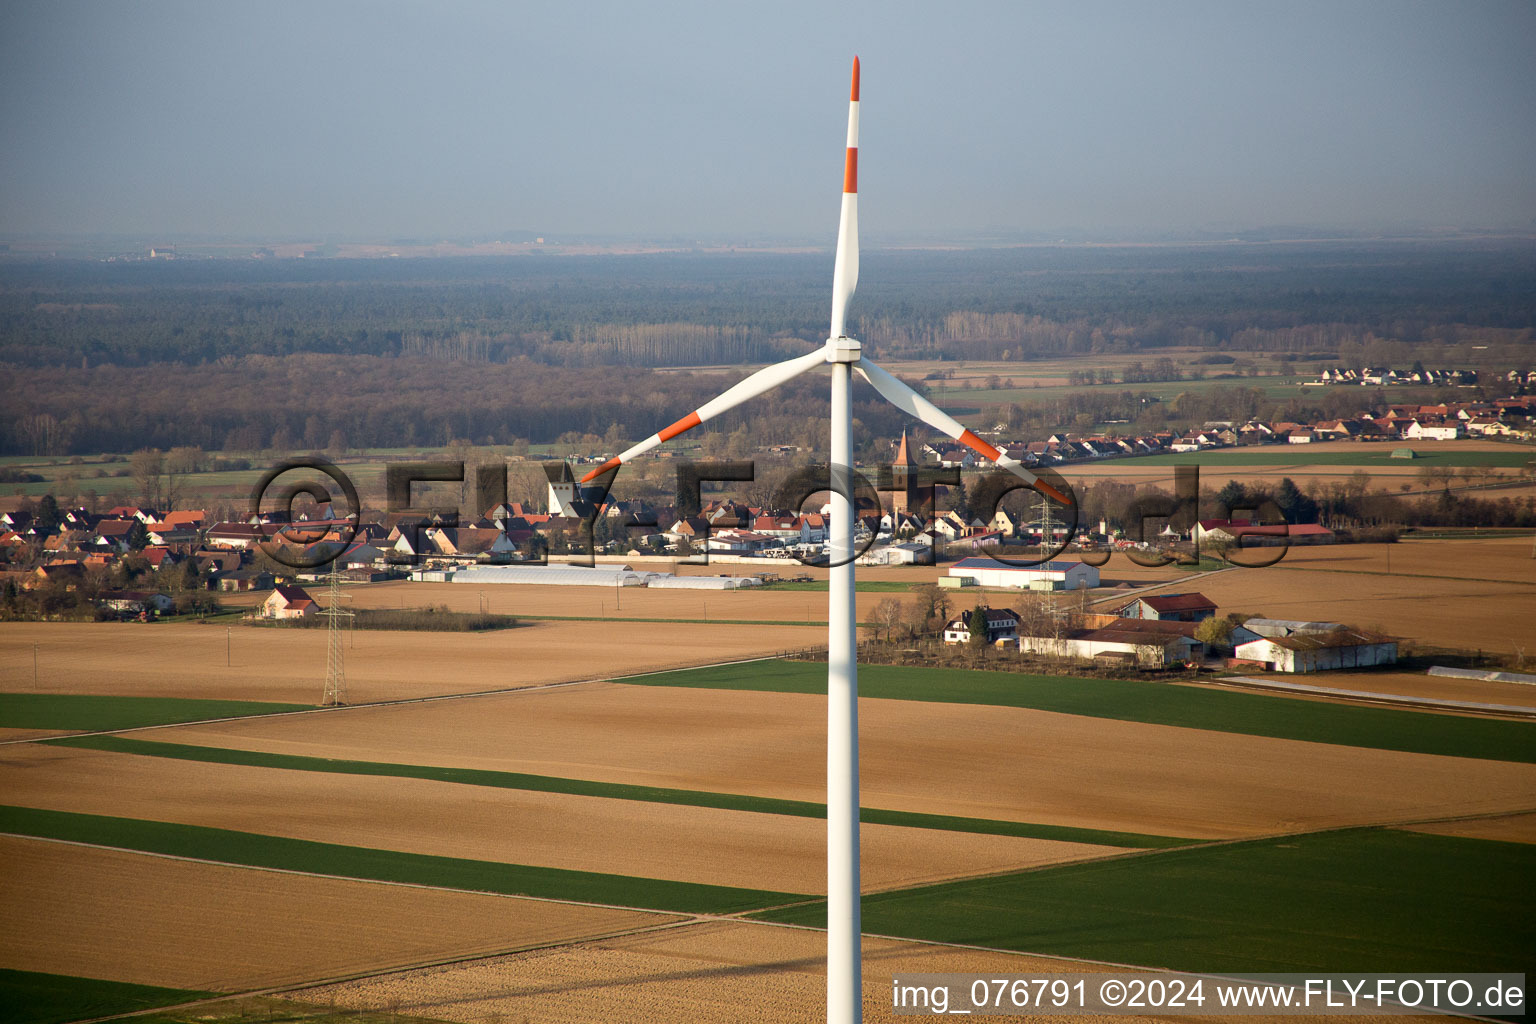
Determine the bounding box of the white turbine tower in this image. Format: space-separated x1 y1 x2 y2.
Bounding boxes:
580 57 1070 1024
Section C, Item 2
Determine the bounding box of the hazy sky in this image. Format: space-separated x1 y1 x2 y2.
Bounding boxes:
2 1 1533 241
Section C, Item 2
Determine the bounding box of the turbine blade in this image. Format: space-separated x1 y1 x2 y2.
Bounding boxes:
580 348 826 483
856 359 1074 505
829 57 860 339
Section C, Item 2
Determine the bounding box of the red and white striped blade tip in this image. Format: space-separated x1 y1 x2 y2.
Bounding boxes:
1035 479 1072 506
580 458 621 484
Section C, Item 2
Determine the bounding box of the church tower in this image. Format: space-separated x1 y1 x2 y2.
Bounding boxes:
890 430 917 516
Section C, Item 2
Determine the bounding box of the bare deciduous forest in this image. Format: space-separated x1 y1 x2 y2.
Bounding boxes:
2 240 1533 455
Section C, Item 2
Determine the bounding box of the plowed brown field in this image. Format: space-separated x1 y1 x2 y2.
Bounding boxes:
0 744 1117 893
139 683 1536 840
1271 535 1536 583
298 919 1260 1024
345 577 920 623
0 835 675 991
1188 567 1532 653
0 618 823 704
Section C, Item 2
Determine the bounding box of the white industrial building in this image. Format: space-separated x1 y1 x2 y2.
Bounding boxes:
947 557 1099 591
442 564 656 586
1014 629 1200 668
437 564 763 590
1235 629 1398 673
1241 618 1344 638
857 541 934 566
647 575 762 590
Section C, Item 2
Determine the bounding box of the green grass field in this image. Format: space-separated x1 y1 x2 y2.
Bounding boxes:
0 805 801 915
44 734 1194 849
941 375 1315 408
754 828 1535 973
0 694 311 732
0 969 216 1024
620 662 1536 763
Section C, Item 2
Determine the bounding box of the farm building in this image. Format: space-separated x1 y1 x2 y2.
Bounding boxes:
1235 629 1398 673
446 564 762 589
857 541 934 566
98 590 176 615
1116 592 1216 622
947 557 1099 591
1079 614 1259 650
647 575 762 590
1241 618 1345 638
451 565 656 587
1194 520 1335 547
215 568 276 593
262 585 317 620
1015 629 1201 668
942 607 1020 645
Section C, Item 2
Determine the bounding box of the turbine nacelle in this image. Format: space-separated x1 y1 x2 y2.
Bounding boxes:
824 334 862 363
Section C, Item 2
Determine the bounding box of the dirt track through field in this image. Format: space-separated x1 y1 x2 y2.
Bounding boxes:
139 682 1536 841
299 919 1262 1024
1243 670 1536 710
1397 810 1536 845
0 744 1117 894
0 834 674 991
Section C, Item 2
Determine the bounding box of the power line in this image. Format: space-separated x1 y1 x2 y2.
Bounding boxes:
321 563 354 707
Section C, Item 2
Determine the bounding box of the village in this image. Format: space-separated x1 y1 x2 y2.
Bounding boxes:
3 389 1530 677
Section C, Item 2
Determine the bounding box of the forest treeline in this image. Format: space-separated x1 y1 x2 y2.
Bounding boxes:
3 241 1535 455
2 242 1533 369
4 353 920 456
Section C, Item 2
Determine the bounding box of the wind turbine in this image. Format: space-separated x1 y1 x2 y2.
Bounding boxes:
580 57 1070 1024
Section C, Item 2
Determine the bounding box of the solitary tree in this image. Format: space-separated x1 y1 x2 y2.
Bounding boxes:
35 494 61 533
871 598 904 642
967 605 989 651
1215 481 1247 517
912 582 949 632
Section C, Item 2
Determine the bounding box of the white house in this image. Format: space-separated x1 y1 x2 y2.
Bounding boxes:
926 511 969 541
942 607 1020 644
262 585 318 620
1406 421 1461 440
205 522 273 549
947 557 1099 591
1466 417 1513 437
